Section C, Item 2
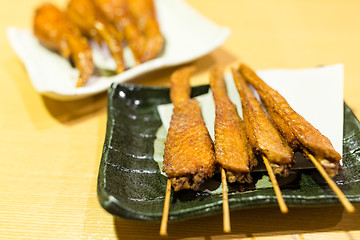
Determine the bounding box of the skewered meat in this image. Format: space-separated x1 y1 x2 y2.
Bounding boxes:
126 0 164 62
93 0 147 65
67 0 125 73
232 68 294 176
238 64 342 176
210 67 257 183
163 67 216 191
33 3 94 87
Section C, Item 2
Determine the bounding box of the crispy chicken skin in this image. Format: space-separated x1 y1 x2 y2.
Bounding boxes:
93 0 146 65
125 0 164 62
66 0 125 73
238 64 342 176
232 69 294 176
163 67 216 191
34 3 94 87
210 67 257 183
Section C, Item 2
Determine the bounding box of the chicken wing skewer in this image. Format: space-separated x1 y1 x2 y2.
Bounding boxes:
211 67 257 232
238 64 342 177
232 69 294 176
33 3 94 87
126 0 164 62
161 67 216 235
66 0 125 73
162 67 216 191
210 67 257 183
93 0 147 65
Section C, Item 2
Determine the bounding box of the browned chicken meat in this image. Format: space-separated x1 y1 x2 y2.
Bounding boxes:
232 69 294 176
34 3 94 87
238 64 342 177
93 0 147 65
126 0 164 62
67 0 125 73
163 67 216 191
210 67 257 183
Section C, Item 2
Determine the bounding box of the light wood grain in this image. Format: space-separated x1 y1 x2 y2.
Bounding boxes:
160 179 171 236
262 155 288 214
304 149 355 213
221 167 231 233
1 0 360 239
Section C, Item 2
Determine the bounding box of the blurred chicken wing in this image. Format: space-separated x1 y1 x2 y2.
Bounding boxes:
93 0 146 65
66 0 125 73
126 0 164 62
33 3 94 87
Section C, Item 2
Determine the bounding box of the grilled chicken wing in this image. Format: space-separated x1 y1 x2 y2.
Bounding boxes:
66 0 125 73
163 67 216 191
93 0 146 65
232 69 294 176
126 0 164 62
238 64 342 176
210 68 257 183
34 3 94 87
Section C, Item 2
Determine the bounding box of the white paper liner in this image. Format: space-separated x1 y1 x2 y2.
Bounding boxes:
156 64 344 172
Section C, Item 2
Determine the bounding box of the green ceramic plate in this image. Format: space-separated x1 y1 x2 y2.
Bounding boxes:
97 83 360 221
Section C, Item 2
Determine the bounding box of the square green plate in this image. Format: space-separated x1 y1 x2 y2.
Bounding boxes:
97 83 360 221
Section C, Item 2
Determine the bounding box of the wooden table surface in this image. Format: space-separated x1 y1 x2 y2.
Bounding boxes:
1 0 360 239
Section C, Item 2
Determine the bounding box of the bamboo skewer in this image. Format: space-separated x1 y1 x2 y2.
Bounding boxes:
303 149 355 213
262 155 289 213
221 167 231 233
160 179 172 236
158 150 355 236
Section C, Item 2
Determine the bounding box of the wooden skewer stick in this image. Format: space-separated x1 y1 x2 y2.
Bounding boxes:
262 155 289 213
221 167 231 233
160 179 172 236
303 149 355 213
